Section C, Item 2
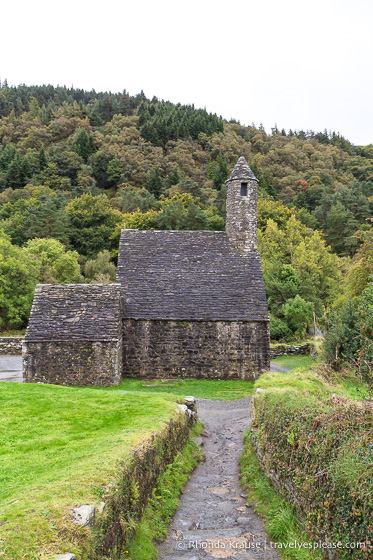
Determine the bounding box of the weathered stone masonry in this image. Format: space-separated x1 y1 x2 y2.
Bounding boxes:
23 157 270 385
23 284 123 386
270 342 312 359
0 337 23 355
123 320 269 379
116 157 270 381
226 156 258 253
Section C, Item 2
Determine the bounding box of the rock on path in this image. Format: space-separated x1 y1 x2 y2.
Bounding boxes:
157 397 279 560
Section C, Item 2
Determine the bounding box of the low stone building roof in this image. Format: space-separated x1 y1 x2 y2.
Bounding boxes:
24 284 123 341
116 230 269 322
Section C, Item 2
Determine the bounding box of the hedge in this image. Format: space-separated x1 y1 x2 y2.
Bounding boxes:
251 373 373 559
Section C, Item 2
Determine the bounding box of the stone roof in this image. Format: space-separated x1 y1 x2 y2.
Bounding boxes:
227 156 257 182
116 230 269 322
25 284 123 341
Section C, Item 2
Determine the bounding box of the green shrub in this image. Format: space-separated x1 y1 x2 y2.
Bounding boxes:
270 316 292 342
283 295 314 338
84 250 116 283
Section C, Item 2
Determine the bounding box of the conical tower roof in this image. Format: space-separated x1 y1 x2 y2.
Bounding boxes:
226 156 258 182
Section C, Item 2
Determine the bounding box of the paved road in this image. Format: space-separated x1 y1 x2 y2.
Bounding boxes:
0 355 23 382
157 398 280 560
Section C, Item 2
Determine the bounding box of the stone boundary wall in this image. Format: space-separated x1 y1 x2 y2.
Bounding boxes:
0 337 24 355
123 319 270 381
84 402 197 559
270 342 311 359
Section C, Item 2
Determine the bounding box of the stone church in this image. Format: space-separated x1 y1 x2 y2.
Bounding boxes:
23 157 270 385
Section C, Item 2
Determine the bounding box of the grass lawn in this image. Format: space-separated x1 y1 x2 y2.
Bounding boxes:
271 354 369 400
272 354 315 370
0 382 183 560
96 377 256 400
254 367 369 404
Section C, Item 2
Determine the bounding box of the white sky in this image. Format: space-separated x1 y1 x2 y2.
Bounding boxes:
2 0 373 145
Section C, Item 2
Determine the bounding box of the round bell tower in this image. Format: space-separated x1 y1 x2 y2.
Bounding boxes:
225 156 258 252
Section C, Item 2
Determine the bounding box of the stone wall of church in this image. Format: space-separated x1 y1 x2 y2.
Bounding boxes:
23 283 123 386
23 339 122 386
122 319 270 380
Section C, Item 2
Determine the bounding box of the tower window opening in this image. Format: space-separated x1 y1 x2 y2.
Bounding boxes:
241 183 247 196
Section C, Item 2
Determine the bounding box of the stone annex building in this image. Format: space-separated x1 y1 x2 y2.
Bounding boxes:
23 157 270 385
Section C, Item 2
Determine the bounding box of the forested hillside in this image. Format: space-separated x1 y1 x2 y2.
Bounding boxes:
1 81 373 349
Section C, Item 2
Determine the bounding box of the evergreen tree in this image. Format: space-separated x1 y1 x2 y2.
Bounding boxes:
167 167 180 187
0 144 17 171
144 166 163 198
71 128 96 163
6 152 31 189
326 201 359 255
38 147 47 170
24 194 70 246
212 153 229 189
65 193 123 258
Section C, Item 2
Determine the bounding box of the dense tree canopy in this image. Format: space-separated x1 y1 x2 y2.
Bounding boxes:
0 82 373 337
65 193 123 258
0 232 82 328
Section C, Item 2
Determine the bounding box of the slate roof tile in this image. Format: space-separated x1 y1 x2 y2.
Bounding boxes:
116 230 269 321
25 284 123 341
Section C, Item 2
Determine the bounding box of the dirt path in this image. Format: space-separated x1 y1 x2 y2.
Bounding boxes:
157 398 280 559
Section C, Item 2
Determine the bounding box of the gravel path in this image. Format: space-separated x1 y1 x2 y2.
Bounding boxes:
157 398 280 560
